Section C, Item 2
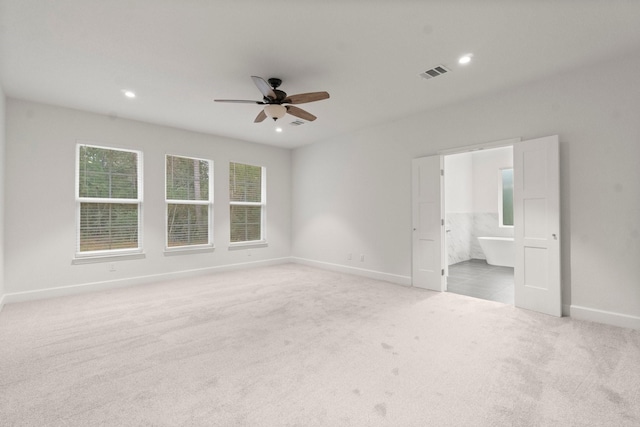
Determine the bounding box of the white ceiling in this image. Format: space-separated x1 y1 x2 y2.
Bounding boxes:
2 1 640 149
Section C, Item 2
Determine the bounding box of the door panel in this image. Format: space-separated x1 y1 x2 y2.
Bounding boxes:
514 135 561 316
524 247 548 290
412 156 444 291
523 198 547 239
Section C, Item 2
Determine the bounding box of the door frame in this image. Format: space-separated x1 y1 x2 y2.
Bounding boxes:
438 138 521 287
412 137 563 317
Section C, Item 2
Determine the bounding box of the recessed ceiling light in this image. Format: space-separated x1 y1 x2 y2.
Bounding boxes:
275 127 283 133
122 90 136 98
458 54 473 65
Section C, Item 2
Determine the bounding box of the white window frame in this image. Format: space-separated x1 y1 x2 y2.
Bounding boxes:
165 154 214 251
74 143 144 260
229 162 267 247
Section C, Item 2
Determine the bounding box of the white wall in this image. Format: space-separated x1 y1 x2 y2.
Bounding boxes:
444 152 473 213
471 146 513 213
292 51 640 328
4 99 291 297
0 84 5 308
444 147 513 213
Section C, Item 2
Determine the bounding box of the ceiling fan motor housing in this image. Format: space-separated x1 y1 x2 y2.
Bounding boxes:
265 78 287 103
272 89 287 102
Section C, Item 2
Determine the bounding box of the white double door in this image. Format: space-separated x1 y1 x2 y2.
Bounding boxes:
411 135 561 317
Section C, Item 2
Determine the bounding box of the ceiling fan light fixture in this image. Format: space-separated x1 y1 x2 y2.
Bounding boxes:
264 104 287 121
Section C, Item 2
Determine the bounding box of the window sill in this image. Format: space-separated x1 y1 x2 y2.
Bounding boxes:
164 246 215 256
72 252 146 265
228 241 268 250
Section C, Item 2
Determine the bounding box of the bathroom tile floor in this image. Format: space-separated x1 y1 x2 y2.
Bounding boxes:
446 259 514 305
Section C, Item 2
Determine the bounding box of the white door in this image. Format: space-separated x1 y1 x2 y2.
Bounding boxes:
412 155 445 291
514 135 561 316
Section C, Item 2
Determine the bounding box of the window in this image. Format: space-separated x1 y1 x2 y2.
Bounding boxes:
76 144 143 256
166 155 213 248
229 162 265 243
499 168 514 227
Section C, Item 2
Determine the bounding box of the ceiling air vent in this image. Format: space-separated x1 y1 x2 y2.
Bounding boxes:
419 65 450 80
290 120 306 126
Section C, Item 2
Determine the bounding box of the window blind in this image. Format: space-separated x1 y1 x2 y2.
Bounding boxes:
229 162 264 243
76 145 142 255
166 155 212 248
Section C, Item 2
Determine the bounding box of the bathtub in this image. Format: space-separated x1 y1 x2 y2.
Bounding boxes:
477 237 514 268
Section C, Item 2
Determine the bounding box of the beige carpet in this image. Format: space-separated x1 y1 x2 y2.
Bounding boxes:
1 263 639 426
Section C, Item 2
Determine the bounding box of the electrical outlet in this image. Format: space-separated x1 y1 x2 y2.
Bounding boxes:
108 263 116 272
247 249 252 257
347 253 352 260
360 254 365 262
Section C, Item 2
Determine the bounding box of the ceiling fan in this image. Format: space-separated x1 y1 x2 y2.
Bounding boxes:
215 76 329 123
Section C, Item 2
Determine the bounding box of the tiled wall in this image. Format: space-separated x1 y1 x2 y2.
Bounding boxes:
446 213 473 264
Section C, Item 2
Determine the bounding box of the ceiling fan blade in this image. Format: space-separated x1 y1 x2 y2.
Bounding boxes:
283 91 330 104
254 109 267 123
286 105 317 121
251 76 277 100
214 99 264 104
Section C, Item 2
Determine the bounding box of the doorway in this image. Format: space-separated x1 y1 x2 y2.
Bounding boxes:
411 135 561 317
444 146 514 304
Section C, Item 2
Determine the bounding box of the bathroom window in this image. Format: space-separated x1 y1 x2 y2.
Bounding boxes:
499 168 514 227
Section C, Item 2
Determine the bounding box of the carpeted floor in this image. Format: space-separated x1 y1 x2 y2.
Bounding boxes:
1 263 639 426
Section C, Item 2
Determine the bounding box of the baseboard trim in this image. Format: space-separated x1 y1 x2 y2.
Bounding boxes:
569 304 640 330
291 257 412 286
3 257 293 305
5 260 637 331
